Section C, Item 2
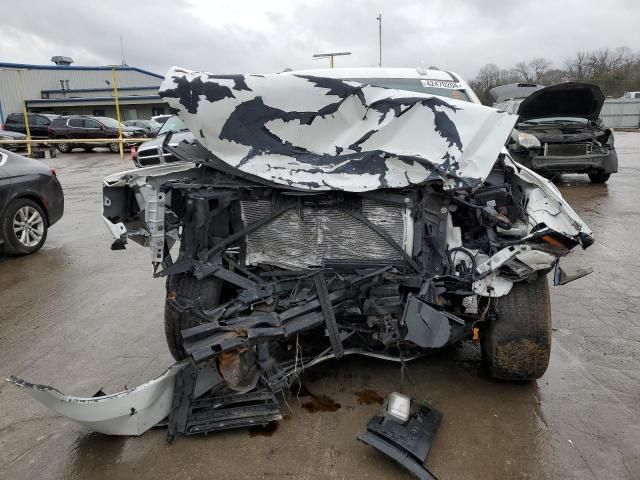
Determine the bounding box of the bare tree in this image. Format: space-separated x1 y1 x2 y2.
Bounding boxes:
588 48 612 78
529 57 552 83
470 47 640 102
565 51 590 81
540 68 567 85
513 61 533 82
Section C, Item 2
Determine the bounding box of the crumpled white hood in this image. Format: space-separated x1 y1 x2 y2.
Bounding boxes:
159 67 517 192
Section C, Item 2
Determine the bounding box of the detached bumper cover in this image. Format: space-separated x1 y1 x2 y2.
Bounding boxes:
7 363 186 436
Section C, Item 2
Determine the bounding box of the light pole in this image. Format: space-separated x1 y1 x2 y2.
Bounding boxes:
377 14 382 68
312 52 351 68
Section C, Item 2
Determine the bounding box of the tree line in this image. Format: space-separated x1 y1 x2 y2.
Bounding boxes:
470 47 640 105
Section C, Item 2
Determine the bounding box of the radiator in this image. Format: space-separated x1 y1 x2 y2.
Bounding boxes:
240 199 409 269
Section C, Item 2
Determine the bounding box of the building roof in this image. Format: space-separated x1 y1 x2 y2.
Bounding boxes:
0 62 163 79
26 95 162 108
41 86 159 94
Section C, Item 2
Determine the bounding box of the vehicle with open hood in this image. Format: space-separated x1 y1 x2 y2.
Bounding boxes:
492 82 617 183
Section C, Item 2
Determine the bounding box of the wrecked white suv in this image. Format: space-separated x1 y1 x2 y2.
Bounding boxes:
9 67 593 471
99 66 593 384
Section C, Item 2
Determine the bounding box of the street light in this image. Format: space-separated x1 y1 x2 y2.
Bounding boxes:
312 52 351 68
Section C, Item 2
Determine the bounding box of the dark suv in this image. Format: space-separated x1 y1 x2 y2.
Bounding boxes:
48 116 146 153
2 113 59 139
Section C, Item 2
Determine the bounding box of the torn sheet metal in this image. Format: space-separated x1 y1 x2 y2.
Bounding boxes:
159 67 517 191
7 363 187 436
505 154 593 239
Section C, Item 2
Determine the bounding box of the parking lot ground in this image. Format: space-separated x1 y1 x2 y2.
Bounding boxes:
1 136 639 480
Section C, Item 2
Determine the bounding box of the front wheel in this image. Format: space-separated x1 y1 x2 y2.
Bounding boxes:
164 274 223 360
481 275 552 381
588 172 610 183
108 142 120 153
1 198 48 255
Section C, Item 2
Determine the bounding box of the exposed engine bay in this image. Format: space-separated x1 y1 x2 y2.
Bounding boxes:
98 138 592 381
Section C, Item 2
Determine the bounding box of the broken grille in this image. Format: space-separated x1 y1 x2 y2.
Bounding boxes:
137 149 177 166
240 199 408 269
544 143 591 156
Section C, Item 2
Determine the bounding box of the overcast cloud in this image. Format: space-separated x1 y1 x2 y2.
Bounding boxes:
1 0 639 80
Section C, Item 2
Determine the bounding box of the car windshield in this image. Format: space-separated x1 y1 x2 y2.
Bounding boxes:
345 77 471 102
158 116 188 136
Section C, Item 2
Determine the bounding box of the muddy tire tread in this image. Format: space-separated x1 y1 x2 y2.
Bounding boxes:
482 274 551 381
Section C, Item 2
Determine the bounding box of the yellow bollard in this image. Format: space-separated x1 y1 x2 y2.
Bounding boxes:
111 67 124 159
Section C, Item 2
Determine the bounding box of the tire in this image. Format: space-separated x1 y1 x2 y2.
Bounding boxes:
481 274 551 381
108 142 120 153
588 172 610 183
1 198 48 255
164 274 223 360
56 141 72 153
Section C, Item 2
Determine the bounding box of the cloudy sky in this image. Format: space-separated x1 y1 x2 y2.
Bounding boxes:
1 0 639 80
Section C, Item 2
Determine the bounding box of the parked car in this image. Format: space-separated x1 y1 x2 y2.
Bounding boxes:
2 113 59 139
0 130 27 152
48 116 147 153
491 82 617 183
0 148 64 255
124 119 162 138
133 116 194 167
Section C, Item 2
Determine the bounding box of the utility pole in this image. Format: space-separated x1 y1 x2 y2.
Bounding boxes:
312 52 351 68
377 14 382 67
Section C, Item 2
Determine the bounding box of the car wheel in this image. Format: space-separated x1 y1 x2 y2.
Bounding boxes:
108 142 120 153
1 198 48 255
481 274 551 381
56 142 72 153
164 274 223 360
588 172 610 183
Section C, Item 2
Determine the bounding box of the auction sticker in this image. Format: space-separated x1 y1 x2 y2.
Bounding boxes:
420 79 463 89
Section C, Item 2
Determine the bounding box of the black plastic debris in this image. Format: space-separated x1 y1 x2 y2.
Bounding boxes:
167 362 281 443
357 393 442 480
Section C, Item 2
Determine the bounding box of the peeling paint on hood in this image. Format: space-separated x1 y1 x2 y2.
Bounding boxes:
159 67 517 192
